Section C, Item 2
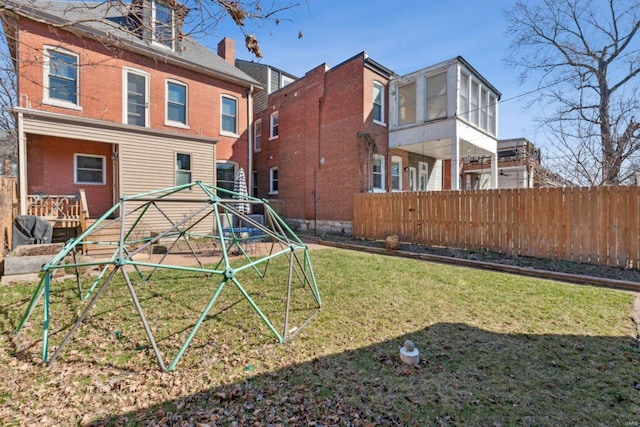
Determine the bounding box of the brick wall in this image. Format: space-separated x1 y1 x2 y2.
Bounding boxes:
27 135 114 215
254 54 392 224
16 19 248 168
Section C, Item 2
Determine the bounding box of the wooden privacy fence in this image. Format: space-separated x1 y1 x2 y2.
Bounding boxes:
353 186 640 269
0 176 18 256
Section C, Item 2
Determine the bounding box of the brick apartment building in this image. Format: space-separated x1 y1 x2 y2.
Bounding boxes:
246 52 405 234
1 0 259 229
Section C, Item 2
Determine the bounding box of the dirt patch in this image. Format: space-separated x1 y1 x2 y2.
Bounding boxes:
306 233 640 283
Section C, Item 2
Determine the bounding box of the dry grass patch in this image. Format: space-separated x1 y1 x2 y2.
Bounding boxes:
0 248 638 426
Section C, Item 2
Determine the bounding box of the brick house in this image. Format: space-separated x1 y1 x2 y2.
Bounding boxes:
1 0 260 231
246 52 411 233
243 53 503 233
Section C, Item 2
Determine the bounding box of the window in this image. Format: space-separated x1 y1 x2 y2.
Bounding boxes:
418 162 428 191
470 80 479 126
480 88 489 130
459 70 498 135
426 72 447 120
216 162 236 193
373 81 385 124
166 80 187 126
74 154 105 185
124 69 149 126
252 170 258 197
44 48 79 107
175 153 191 186
488 95 497 135
398 82 416 126
458 71 469 121
254 120 262 151
269 167 279 194
270 112 279 139
281 75 294 87
408 167 417 191
372 154 385 192
391 156 402 191
153 0 175 49
221 96 238 135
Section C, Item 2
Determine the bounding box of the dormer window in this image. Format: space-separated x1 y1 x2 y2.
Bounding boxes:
153 0 175 49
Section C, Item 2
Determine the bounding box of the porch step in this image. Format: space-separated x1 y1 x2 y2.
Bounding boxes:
83 219 121 257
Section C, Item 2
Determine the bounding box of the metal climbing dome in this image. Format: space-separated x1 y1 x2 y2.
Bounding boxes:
17 181 321 371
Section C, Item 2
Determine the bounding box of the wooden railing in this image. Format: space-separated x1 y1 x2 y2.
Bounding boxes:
26 189 89 231
353 186 640 268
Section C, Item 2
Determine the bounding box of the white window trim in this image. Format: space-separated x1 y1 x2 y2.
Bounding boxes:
425 71 447 121
122 67 150 127
152 0 175 50
254 119 262 152
372 154 385 192
397 81 417 127
74 153 106 185
269 111 279 140
409 166 417 191
165 79 189 128
220 95 239 137
269 167 279 195
373 81 385 126
391 155 402 192
418 161 428 191
216 160 238 192
281 74 294 87
43 45 82 110
175 152 192 186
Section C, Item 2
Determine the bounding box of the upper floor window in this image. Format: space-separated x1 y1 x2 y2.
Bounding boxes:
123 68 149 127
458 72 470 121
254 119 262 151
426 72 447 121
458 70 497 136
44 47 79 108
221 96 238 135
372 154 385 192
488 95 497 135
391 156 402 191
270 112 279 139
281 75 294 87
74 154 105 185
175 152 191 186
470 80 480 126
373 81 385 124
166 80 187 126
153 0 175 49
398 82 416 126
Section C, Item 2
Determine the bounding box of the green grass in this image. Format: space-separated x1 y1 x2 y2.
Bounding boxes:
0 247 638 426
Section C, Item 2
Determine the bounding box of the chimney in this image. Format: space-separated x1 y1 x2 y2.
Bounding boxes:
217 37 235 65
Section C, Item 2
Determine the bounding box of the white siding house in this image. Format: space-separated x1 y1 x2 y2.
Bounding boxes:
388 56 501 190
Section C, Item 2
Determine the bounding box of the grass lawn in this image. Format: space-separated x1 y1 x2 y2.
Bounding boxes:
0 247 638 426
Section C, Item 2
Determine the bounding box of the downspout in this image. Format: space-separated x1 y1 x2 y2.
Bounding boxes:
246 85 254 202
18 111 26 215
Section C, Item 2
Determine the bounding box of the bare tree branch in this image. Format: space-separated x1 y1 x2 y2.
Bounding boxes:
504 0 640 185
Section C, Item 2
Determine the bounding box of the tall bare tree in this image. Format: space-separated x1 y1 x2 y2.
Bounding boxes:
504 0 640 186
0 22 17 173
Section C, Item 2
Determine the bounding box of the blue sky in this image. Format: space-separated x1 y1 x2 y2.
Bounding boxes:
209 0 542 141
